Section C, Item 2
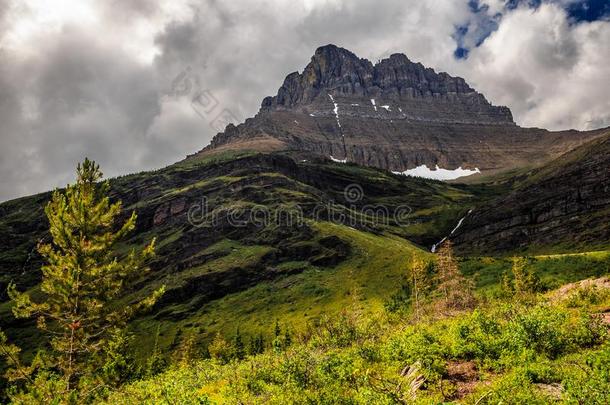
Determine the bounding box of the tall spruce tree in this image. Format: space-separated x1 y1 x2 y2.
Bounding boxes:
233 328 245 360
510 256 541 295
283 327 292 348
435 240 474 310
272 320 283 353
6 159 164 399
208 333 231 364
250 333 264 355
410 258 431 321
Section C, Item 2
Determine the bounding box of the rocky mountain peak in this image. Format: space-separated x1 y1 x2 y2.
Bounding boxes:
202 45 602 177
311 44 363 66
261 45 512 126
305 44 373 90
262 44 373 108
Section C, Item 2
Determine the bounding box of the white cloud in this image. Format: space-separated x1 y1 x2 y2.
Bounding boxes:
0 0 608 201
458 3 610 130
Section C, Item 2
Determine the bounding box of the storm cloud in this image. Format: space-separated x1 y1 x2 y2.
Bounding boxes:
0 0 608 201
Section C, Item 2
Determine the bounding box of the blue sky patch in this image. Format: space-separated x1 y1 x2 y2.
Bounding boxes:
454 0 610 59
566 0 610 22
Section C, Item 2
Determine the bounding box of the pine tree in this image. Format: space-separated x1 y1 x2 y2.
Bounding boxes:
435 240 475 311
233 328 245 360
144 325 166 377
284 327 292 348
6 159 164 399
512 256 528 293
248 333 265 356
511 257 541 295
248 336 256 356
208 332 231 364
101 329 137 386
272 320 283 353
0 327 32 384
174 331 197 367
256 333 265 354
526 270 542 293
410 258 431 321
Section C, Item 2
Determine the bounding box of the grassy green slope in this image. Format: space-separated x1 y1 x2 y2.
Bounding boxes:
129 221 431 360
1 151 475 361
462 250 610 294
2 150 610 403
106 264 610 404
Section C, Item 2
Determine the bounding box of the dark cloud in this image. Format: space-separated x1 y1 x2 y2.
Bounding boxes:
0 25 164 200
0 0 608 201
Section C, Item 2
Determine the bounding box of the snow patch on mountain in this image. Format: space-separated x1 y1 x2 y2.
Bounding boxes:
328 94 342 130
393 165 480 181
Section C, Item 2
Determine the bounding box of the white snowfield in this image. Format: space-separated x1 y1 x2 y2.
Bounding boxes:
393 164 480 181
370 98 377 111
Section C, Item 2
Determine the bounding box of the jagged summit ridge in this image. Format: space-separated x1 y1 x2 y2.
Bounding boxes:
261 44 514 125
203 44 605 176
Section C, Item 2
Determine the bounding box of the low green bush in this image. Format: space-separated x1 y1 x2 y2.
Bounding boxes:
100 294 608 404
562 341 610 404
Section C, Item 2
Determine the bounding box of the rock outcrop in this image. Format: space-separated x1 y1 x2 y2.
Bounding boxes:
200 44 607 176
453 131 610 254
260 45 514 125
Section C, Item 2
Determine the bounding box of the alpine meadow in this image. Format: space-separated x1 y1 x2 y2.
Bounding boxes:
1 1 609 403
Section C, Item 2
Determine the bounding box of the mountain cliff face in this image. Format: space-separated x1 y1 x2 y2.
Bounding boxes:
260 45 513 125
453 131 610 254
200 44 606 176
